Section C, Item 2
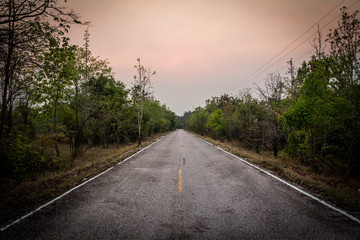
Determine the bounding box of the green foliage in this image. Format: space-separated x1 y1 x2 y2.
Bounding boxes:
0 134 44 179
2 4 359 182
209 109 225 139
187 107 208 135
0 1 177 180
182 8 360 178
143 100 176 136
284 57 360 173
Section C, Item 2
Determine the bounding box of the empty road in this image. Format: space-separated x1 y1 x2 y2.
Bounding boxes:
1 130 359 239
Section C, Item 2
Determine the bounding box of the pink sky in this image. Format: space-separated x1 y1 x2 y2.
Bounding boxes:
64 0 357 115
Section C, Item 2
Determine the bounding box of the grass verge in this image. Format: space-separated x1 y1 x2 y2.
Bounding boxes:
0 132 169 228
194 133 360 218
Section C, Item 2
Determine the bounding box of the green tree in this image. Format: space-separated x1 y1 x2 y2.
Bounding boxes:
326 7 360 175
209 109 225 139
284 60 335 169
187 107 208 135
0 0 80 143
36 39 77 156
232 90 267 152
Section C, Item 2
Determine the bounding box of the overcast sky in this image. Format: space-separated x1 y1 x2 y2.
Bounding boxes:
64 0 358 115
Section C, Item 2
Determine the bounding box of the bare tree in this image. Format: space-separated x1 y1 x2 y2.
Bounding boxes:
132 58 155 146
311 24 326 60
255 73 286 156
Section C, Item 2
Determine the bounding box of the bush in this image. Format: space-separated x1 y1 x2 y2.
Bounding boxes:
0 134 44 179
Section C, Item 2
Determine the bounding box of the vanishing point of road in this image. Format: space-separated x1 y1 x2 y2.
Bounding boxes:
1 130 359 239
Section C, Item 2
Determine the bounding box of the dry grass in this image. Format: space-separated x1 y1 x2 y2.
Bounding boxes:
197 134 360 215
0 132 169 227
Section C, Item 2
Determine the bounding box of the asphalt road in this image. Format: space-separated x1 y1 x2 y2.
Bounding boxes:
1 130 359 239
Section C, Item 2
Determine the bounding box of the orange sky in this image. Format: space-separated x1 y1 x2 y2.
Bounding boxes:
65 0 357 115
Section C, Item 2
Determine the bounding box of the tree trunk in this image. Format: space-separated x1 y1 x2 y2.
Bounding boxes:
345 140 354 180
273 138 278 157
0 3 14 143
54 95 60 157
72 82 80 158
7 90 14 136
310 135 316 169
273 120 279 157
137 103 143 146
138 126 141 146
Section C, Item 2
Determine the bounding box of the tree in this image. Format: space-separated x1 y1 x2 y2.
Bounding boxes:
326 7 360 176
0 0 80 144
64 41 114 155
69 26 91 157
327 7 359 84
187 107 208 135
283 57 355 173
311 24 326 61
232 90 266 152
256 73 286 156
209 109 225 139
36 39 77 156
132 58 155 145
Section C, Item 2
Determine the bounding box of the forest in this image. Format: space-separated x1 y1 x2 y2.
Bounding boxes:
0 0 176 179
180 7 360 179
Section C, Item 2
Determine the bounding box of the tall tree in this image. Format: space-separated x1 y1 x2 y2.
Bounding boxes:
284 60 334 169
132 58 155 145
36 39 76 156
326 7 360 176
327 7 359 84
311 24 326 60
256 73 286 156
0 0 80 143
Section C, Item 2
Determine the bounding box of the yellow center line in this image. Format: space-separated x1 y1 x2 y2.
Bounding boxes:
178 169 182 193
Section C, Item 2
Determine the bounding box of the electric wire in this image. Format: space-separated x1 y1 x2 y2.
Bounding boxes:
226 0 360 94
227 0 346 92
266 0 360 77
244 0 360 87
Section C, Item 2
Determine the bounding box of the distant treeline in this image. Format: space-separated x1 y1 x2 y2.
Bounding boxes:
0 1 175 178
179 7 360 178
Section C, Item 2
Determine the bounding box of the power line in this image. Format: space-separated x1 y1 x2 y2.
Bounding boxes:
245 0 360 87
275 49 314 73
225 0 350 93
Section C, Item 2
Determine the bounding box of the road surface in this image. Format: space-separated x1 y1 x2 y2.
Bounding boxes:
1 130 359 239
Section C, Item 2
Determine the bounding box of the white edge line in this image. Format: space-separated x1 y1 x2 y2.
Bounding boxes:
1 135 167 232
118 135 166 165
191 132 360 224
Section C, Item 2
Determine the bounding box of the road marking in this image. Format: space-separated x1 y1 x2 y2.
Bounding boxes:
178 169 182 193
0 166 113 232
189 132 360 224
118 135 166 165
0 134 170 232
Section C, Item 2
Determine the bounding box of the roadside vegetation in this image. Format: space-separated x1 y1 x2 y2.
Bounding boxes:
0 0 176 178
0 0 175 226
180 7 360 212
1 0 359 227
